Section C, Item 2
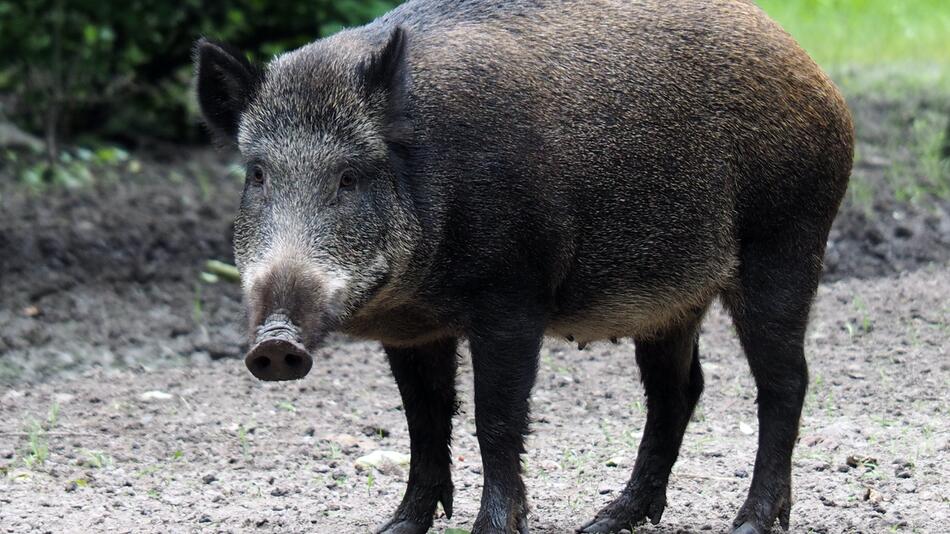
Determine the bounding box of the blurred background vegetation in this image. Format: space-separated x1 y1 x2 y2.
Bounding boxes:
0 0 947 197
0 0 401 150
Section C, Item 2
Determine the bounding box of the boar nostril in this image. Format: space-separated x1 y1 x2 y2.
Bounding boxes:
284 353 303 368
253 356 271 370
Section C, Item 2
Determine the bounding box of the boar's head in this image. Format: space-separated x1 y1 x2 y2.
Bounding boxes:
194 27 418 381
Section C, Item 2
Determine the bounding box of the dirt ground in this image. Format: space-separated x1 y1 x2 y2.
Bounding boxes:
1 95 949 533
1 265 948 533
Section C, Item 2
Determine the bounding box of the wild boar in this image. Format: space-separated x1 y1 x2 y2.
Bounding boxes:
194 1 854 532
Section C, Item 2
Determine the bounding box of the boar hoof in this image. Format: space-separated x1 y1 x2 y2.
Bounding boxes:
374 519 429 534
577 489 666 533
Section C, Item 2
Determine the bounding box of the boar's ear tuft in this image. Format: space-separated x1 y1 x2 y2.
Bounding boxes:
194 38 261 144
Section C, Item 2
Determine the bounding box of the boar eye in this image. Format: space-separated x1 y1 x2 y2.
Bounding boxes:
339 170 356 190
248 165 265 187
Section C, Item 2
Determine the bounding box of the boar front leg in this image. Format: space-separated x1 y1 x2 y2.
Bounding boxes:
376 338 459 534
469 310 544 534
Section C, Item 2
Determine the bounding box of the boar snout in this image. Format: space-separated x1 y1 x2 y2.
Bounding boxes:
245 312 313 381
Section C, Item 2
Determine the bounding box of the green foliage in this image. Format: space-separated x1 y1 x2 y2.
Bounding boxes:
0 0 403 144
4 144 138 190
758 0 950 68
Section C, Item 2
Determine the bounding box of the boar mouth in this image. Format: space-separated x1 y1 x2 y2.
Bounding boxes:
244 311 314 381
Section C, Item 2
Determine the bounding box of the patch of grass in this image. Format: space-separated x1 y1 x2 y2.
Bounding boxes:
19 402 59 470
192 282 204 325
136 465 161 477
328 442 343 461
82 450 112 469
758 0 950 69
277 400 297 413
760 1 950 208
365 471 375 496
237 424 251 460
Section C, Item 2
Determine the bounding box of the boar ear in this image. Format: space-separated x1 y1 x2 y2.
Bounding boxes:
359 27 411 147
194 38 261 143
360 26 409 95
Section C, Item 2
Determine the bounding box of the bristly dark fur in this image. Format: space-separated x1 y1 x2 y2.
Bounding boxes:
194 1 855 533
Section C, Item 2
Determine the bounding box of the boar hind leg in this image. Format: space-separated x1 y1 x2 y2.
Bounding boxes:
578 317 704 533
723 236 823 534
377 338 459 534
469 311 545 534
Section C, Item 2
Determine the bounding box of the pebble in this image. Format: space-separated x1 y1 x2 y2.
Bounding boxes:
201 473 217 484
354 450 410 474
139 390 174 401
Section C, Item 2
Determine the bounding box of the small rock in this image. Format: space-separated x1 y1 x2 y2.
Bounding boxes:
270 488 288 497
598 485 613 495
538 459 561 472
837 465 850 473
863 487 884 504
198 515 212 523
327 433 361 448
738 422 755 436
201 473 217 484
734 468 749 478
139 391 174 401
605 455 627 467
354 450 411 474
